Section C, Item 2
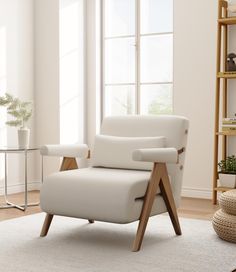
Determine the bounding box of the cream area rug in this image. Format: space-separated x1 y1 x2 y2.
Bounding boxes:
0 213 235 272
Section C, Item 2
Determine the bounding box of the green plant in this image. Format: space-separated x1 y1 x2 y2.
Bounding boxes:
218 155 236 174
0 93 32 128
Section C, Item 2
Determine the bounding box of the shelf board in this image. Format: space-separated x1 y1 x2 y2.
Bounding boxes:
214 186 233 192
217 72 236 78
216 131 236 136
218 17 236 25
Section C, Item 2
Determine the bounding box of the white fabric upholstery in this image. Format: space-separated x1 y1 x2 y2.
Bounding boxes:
92 135 166 170
40 167 167 224
133 147 178 163
100 115 189 207
40 144 89 158
100 115 188 150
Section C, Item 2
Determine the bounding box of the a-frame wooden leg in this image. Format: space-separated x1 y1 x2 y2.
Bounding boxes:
40 214 54 237
159 164 182 235
132 162 181 252
132 163 164 252
60 157 78 171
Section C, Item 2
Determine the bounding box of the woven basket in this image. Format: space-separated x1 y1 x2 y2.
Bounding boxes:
219 189 236 216
212 209 236 243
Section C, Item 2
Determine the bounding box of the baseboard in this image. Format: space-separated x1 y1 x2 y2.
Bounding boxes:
181 187 213 199
0 181 41 196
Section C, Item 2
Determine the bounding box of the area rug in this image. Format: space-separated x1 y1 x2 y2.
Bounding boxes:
0 213 235 272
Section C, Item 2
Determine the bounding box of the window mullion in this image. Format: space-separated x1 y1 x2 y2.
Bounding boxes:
101 0 105 120
135 0 141 114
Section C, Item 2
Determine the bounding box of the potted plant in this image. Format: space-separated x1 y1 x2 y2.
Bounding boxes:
218 155 236 188
0 93 32 148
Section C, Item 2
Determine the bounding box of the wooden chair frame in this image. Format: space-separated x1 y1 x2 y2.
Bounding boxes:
40 156 181 252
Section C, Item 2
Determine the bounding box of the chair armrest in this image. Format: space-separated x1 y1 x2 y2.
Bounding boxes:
132 148 178 164
40 144 89 158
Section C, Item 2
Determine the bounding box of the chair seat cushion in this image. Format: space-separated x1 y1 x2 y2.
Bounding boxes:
40 167 168 223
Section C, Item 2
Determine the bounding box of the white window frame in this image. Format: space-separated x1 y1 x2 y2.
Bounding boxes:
101 0 173 118
59 0 87 144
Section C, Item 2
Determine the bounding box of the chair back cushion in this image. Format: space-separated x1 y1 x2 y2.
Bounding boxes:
100 115 188 150
92 135 166 170
95 115 189 207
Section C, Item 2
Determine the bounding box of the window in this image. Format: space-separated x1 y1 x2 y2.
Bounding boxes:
59 0 85 144
102 0 173 116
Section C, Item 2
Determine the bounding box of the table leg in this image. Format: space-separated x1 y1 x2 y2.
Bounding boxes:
2 152 25 210
41 155 44 183
0 150 40 211
24 150 28 210
4 153 8 203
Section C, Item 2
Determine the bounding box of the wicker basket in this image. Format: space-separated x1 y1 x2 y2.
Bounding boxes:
212 209 236 243
219 189 236 216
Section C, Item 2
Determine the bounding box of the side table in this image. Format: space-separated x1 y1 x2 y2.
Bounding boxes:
0 147 41 211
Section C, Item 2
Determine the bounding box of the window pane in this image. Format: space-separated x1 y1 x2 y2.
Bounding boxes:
140 84 172 114
140 0 173 34
104 0 135 37
105 85 135 116
60 98 79 144
105 38 135 84
60 1 80 56
60 0 84 144
60 51 79 104
140 34 173 83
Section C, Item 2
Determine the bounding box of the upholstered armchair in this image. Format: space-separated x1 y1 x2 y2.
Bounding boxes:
40 115 189 251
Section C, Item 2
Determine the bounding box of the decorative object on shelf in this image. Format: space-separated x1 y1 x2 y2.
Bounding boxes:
227 53 236 71
218 156 236 188
0 93 32 148
212 190 236 243
222 117 236 131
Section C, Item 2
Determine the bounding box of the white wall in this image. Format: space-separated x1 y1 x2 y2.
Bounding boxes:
0 0 219 198
0 0 36 194
34 0 60 178
174 0 217 198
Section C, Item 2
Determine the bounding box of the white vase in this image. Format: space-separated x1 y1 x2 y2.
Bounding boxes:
18 128 30 149
219 173 236 188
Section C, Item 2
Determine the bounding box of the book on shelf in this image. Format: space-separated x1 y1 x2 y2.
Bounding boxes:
223 117 236 121
222 118 236 126
222 121 236 125
222 127 236 131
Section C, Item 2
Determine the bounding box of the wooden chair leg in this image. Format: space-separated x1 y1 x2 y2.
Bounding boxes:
40 214 54 237
132 163 164 252
60 157 78 171
159 164 182 235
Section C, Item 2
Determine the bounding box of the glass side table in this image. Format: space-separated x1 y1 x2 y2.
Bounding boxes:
0 147 41 211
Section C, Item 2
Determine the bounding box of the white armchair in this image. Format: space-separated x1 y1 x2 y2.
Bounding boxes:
39 115 189 251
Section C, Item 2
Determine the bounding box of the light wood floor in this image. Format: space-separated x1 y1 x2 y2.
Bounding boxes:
0 191 219 222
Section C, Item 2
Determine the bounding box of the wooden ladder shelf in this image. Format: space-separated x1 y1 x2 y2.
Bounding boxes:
213 0 236 204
